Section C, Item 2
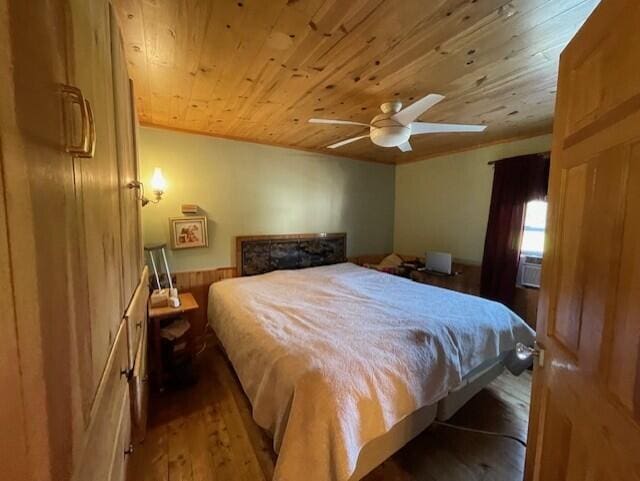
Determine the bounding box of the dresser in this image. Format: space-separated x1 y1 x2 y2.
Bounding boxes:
410 262 482 296
0 2 148 481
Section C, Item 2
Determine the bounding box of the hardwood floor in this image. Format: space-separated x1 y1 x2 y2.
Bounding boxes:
129 343 532 481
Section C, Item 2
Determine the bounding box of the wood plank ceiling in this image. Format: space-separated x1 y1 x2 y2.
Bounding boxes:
114 0 599 164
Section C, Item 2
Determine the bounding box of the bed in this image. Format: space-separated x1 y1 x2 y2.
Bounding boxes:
208 234 535 481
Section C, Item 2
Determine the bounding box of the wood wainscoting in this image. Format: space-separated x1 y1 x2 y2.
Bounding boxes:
174 267 237 348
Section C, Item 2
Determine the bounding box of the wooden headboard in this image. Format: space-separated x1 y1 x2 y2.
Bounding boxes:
236 233 347 276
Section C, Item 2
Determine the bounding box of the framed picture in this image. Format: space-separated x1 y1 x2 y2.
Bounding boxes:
169 216 208 249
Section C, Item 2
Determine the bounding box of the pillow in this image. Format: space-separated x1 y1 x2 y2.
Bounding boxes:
377 253 404 269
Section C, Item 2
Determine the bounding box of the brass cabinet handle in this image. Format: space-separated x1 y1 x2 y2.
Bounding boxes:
61 85 96 158
124 443 135 456
77 98 96 158
62 85 90 156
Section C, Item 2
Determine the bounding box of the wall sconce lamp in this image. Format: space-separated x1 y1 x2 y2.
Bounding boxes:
128 167 166 207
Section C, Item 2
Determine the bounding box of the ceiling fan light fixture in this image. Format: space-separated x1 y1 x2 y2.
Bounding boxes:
309 93 486 152
370 125 411 148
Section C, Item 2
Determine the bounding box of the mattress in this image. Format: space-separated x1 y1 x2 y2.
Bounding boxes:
208 262 534 481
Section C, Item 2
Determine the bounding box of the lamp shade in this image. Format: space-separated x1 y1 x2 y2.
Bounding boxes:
150 168 166 193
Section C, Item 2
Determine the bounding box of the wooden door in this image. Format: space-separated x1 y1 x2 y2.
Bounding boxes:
110 3 143 305
66 0 125 395
525 0 640 479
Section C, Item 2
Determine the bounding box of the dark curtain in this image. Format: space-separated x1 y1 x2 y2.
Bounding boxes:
480 153 550 306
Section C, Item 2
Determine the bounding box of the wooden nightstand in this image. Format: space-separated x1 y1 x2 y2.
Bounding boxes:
148 292 199 391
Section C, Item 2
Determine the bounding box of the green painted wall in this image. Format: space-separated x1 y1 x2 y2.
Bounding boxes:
139 127 395 272
393 134 553 264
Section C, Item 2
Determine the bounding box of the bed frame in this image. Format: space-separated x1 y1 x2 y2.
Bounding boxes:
235 232 347 276
227 232 520 480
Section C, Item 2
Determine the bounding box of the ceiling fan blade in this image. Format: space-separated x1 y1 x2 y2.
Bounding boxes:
309 118 370 127
327 135 370 149
411 122 487 134
391 94 445 126
397 141 412 152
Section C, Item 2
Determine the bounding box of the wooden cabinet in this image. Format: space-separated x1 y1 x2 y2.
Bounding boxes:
0 1 147 481
64 1 147 479
110 4 144 304
0 2 80 480
66 0 126 395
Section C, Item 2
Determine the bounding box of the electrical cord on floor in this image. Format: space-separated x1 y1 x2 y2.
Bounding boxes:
195 326 218 356
194 338 207 356
432 421 527 448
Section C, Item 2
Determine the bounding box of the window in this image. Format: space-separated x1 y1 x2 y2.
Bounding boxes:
520 200 547 257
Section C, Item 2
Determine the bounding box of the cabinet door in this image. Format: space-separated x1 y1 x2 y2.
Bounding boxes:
110 4 143 304
66 0 125 394
0 1 89 479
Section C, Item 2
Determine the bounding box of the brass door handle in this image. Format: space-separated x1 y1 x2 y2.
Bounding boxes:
77 98 96 158
516 342 545 367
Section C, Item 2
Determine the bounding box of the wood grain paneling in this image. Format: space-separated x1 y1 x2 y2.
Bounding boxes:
113 0 598 164
526 1 640 478
68 0 126 392
174 267 237 347
548 162 588 354
607 145 640 413
111 4 144 304
1 0 92 478
2 2 147 480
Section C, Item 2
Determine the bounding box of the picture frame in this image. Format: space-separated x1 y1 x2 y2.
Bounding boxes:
169 216 208 249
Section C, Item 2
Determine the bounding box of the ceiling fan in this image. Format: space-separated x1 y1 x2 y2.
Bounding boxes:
309 93 486 152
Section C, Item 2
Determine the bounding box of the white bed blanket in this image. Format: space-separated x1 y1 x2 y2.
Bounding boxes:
208 263 534 481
